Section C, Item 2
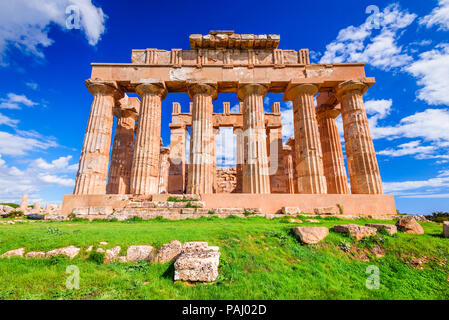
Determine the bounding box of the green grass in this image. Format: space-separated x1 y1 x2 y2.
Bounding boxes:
0 216 448 300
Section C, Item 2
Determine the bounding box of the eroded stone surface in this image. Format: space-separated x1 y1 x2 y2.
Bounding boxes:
395 217 424 234
282 207 301 215
105 246 121 263
126 245 156 262
46 246 80 259
1 248 25 258
366 223 397 235
333 224 377 241
155 240 182 263
25 251 46 258
314 207 339 215
292 227 329 244
444 221 449 238
174 242 220 282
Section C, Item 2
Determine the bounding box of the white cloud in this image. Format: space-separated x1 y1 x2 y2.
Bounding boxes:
32 155 78 171
383 169 449 193
0 113 19 128
0 0 106 65
378 140 438 158
0 131 58 156
26 81 39 90
216 127 236 167
0 154 76 202
405 44 449 106
0 93 38 109
280 101 294 143
420 0 449 31
319 4 416 70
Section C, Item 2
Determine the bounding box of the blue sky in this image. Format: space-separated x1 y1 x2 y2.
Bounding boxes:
0 0 448 214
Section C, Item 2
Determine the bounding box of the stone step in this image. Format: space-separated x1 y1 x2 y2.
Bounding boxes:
127 201 206 209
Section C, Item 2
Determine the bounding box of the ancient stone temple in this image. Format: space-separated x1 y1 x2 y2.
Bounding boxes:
63 31 396 216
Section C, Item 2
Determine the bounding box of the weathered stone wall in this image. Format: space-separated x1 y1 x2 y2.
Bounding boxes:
216 167 237 193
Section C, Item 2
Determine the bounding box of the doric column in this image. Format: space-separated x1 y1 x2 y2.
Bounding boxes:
284 83 327 194
158 147 170 194
233 126 244 193
168 124 188 193
266 124 284 193
106 96 139 194
74 79 123 195
284 146 295 194
237 84 270 194
187 82 217 194
316 106 350 194
130 82 167 195
211 127 219 193
336 79 383 194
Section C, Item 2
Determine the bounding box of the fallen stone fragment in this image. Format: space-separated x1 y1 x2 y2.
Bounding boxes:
96 248 105 253
282 207 301 215
155 240 182 263
333 224 377 241
292 227 329 244
365 223 397 235
25 251 46 258
314 207 339 215
46 246 80 259
288 219 303 223
99 241 108 246
105 246 121 263
118 256 127 263
444 221 449 238
306 219 320 223
126 245 156 262
1 248 25 258
395 216 424 234
174 242 220 282
86 246 93 252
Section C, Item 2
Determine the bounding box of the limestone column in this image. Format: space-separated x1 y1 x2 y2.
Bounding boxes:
187 83 217 194
74 79 123 195
266 125 284 193
233 126 244 193
284 84 327 194
106 106 138 194
130 82 167 195
237 84 270 194
336 80 383 194
211 127 219 193
168 124 188 193
316 106 350 194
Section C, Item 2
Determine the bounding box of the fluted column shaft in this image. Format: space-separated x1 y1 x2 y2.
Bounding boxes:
337 80 383 194
187 83 217 194
168 125 187 193
285 84 327 194
74 80 122 195
130 83 167 195
106 114 136 194
317 108 350 194
234 126 244 193
238 84 270 194
211 127 219 193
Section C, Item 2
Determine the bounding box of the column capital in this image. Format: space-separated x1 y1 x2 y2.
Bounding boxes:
316 104 341 120
114 95 140 120
187 82 218 100
335 78 373 100
85 79 124 99
283 83 318 101
135 81 167 99
237 83 268 101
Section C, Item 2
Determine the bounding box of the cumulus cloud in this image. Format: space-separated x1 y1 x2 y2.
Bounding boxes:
383 169 449 194
0 93 38 109
0 0 106 65
405 44 449 106
420 0 449 31
319 4 416 70
377 140 439 158
216 127 236 167
0 154 76 202
0 130 58 156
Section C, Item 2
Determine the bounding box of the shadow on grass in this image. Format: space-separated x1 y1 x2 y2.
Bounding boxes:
162 262 175 279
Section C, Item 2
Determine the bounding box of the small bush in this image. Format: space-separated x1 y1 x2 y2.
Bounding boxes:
185 202 199 209
87 251 105 265
208 210 215 215
125 216 143 223
7 210 23 218
337 204 344 215
339 240 351 252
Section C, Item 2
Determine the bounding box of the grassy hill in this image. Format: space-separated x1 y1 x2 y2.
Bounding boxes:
0 216 448 300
